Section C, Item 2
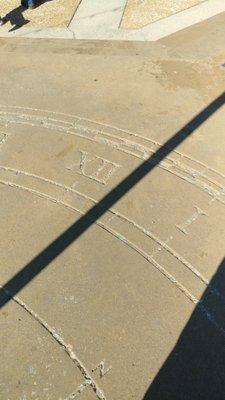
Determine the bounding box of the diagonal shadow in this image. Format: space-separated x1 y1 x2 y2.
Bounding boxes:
0 92 224 309
143 257 225 400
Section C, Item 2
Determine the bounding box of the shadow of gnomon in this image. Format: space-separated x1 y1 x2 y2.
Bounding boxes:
1 95 225 400
143 257 225 400
0 93 224 311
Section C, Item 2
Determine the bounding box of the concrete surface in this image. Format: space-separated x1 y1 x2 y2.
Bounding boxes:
70 0 225 41
0 10 225 400
0 0 225 41
121 0 206 28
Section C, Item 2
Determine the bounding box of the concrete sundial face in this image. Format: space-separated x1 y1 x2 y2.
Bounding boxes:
0 105 225 399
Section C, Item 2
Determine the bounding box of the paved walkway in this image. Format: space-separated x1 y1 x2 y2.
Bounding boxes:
0 0 225 40
122 0 206 28
1 0 81 28
0 3 225 400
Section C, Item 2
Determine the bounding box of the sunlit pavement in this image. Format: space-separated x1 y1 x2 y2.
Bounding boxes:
0 3 225 400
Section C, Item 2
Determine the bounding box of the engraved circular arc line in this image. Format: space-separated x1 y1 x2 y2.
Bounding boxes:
0 105 225 181
1 178 225 339
0 177 197 303
0 110 224 204
1 107 224 182
0 164 210 288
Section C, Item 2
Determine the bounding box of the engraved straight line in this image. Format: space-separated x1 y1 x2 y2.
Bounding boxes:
0 285 105 400
0 105 225 182
0 165 209 287
0 113 224 204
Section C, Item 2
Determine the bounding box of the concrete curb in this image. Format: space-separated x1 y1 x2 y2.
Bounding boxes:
0 0 224 41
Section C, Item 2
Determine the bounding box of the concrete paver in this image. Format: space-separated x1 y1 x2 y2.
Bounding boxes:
1 0 81 28
121 0 206 28
0 10 225 400
1 0 225 41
